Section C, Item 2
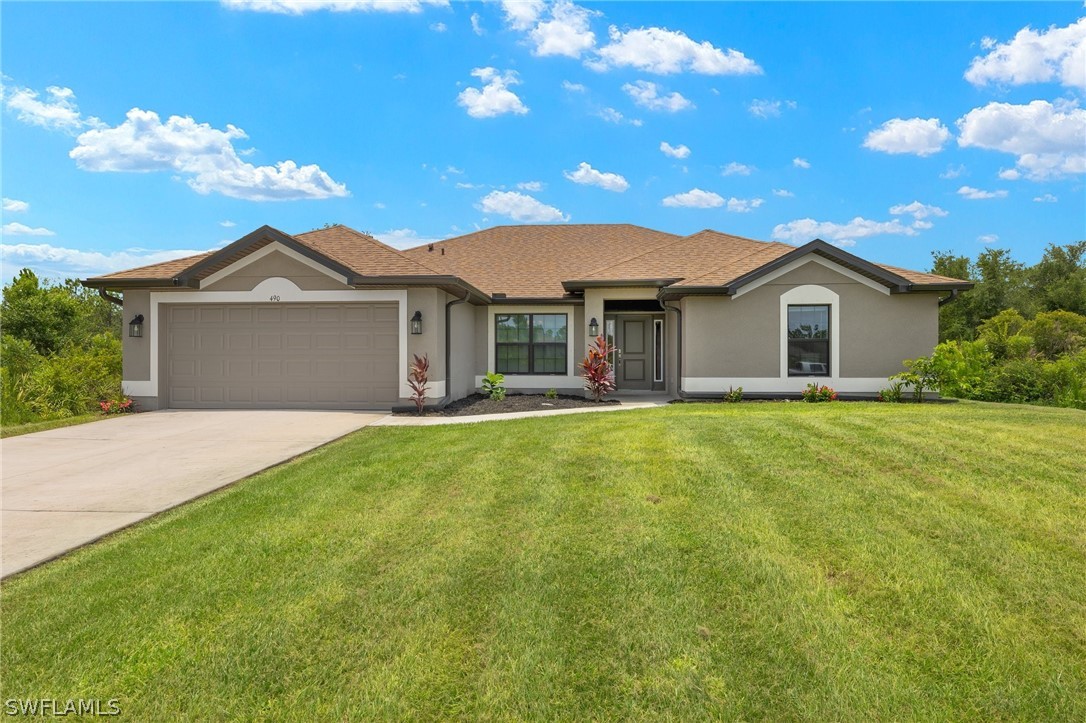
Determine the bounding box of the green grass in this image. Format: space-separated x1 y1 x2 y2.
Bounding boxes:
2 403 1084 720
0 413 103 438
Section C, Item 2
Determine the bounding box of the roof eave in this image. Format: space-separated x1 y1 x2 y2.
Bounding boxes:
562 278 682 292
81 277 183 290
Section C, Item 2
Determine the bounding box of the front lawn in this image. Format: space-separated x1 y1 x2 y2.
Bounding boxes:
2 403 1084 719
0 413 104 439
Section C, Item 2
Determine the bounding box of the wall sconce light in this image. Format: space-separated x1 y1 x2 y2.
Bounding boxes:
410 310 423 335
588 317 599 336
129 314 145 338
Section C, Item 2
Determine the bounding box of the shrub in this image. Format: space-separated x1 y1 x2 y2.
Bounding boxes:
891 355 940 403
1043 350 1086 409
877 381 906 403
99 397 134 415
801 383 837 402
407 353 430 415
985 359 1047 403
482 371 506 401
977 309 1028 359
544 388 558 399
581 334 617 402
1023 310 1086 359
723 386 743 403
928 340 993 399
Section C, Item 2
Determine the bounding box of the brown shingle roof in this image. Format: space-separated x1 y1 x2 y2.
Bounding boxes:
402 224 680 298
87 251 215 281
84 223 969 294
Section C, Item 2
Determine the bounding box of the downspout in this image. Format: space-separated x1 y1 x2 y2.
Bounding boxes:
660 298 683 399
98 288 123 306
444 290 471 406
938 289 961 307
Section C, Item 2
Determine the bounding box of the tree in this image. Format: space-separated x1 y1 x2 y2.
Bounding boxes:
1030 242 1086 316
0 270 82 355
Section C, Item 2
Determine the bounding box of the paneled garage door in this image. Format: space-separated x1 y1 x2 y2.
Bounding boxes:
166 303 399 409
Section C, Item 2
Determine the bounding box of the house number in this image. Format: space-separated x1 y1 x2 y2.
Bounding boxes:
269 295 281 302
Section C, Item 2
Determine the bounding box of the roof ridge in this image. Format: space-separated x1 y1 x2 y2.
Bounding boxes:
417 222 680 251
578 228 786 280
680 244 792 287
296 225 444 276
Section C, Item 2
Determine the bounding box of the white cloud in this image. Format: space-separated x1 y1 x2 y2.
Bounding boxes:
772 216 918 245
2 198 29 213
430 21 446 32
221 0 448 13
965 18 1086 90
455 182 483 189
793 157 810 169
863 117 950 156
978 234 1000 244
69 108 348 201
622 80 693 112
219 220 237 227
725 197 764 213
956 100 1086 180
528 0 596 58
457 67 529 118
772 188 794 198
940 163 966 179
662 188 724 208
957 185 1009 200
889 201 948 219
445 165 464 174
591 25 762 76
1 242 209 279
478 190 568 222
596 107 624 123
470 12 484 35
516 180 543 191
500 0 545 31
659 141 690 159
373 201 386 209
1 84 100 133
562 80 586 93
1033 193 1058 203
563 162 629 192
748 98 796 119
722 161 753 176
2 222 55 236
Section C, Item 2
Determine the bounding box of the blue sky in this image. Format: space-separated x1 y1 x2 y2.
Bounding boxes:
1 1 1083 281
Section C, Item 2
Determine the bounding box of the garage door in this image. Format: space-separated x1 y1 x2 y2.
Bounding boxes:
166 303 400 409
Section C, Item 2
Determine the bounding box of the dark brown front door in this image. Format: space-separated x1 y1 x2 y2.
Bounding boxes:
611 315 653 391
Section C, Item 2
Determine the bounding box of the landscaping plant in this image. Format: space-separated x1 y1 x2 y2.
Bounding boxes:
581 334 617 402
544 388 558 400
723 386 744 403
801 383 837 402
482 371 506 401
407 353 430 415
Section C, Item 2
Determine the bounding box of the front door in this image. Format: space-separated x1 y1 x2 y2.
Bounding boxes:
609 315 653 390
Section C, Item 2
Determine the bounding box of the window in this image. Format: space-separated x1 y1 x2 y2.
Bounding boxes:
495 313 567 374
653 318 664 383
787 304 830 376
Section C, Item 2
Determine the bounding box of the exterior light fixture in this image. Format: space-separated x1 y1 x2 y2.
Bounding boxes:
129 314 145 338
410 310 423 335
588 317 599 336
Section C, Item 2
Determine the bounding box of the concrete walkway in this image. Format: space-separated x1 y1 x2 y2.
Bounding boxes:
371 399 667 426
1 410 380 578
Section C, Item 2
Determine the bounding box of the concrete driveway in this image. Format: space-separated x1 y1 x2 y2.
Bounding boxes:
1 410 382 578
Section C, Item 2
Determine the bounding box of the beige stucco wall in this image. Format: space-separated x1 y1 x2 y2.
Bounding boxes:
406 287 446 383
682 260 940 386
202 250 350 291
470 303 585 393
447 296 477 400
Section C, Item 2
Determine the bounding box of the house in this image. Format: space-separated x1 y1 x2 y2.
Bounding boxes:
82 223 972 409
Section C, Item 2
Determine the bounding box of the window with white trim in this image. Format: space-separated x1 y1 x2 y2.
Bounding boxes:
787 304 830 376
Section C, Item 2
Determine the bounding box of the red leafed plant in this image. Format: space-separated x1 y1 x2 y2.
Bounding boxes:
408 353 430 415
581 334 617 402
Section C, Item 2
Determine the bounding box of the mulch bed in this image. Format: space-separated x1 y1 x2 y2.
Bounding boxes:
401 393 619 417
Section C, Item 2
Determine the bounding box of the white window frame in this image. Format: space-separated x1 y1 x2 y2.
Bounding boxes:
779 285 840 379
653 318 664 383
483 305 579 388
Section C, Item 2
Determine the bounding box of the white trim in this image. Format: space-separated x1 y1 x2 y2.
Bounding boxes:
144 279 411 400
682 377 889 394
475 374 582 390
427 381 446 398
199 241 349 287
733 254 890 298
780 285 840 379
487 305 576 378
